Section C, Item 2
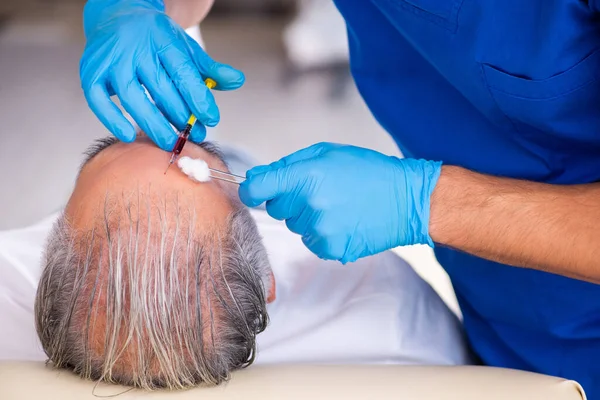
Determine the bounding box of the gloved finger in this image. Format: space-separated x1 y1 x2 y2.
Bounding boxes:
239 166 301 208
284 205 313 236
184 35 245 91
111 74 178 151
138 60 207 142
189 123 207 143
268 142 341 171
106 80 116 97
138 61 190 131
301 233 348 263
301 235 330 260
158 38 220 127
84 83 136 142
246 164 273 179
340 240 361 264
244 143 333 180
265 191 304 221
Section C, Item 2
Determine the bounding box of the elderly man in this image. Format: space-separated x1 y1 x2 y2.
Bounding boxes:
1 136 473 389
35 135 274 389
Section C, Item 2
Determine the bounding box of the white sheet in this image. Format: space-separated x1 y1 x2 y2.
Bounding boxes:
0 210 473 365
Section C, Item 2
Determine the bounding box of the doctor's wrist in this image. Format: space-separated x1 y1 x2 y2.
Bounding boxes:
165 0 215 28
391 157 442 248
428 165 473 247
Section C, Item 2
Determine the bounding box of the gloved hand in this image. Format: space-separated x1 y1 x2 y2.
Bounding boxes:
239 143 442 264
81 0 245 150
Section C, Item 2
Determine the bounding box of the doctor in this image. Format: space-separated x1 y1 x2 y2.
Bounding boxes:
80 0 600 397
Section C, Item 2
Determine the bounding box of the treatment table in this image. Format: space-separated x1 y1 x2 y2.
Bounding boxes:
0 362 586 400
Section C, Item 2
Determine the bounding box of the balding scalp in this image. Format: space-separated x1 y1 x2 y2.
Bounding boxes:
35 196 270 390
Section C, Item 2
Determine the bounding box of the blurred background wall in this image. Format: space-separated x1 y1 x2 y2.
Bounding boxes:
0 0 456 314
0 0 397 229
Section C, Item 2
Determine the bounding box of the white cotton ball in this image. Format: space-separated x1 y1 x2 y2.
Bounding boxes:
177 156 211 182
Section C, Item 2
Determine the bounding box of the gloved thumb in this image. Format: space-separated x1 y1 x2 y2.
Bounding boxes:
207 63 245 91
239 166 296 208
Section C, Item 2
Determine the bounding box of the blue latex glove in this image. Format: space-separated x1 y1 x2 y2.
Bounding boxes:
81 0 245 150
239 143 442 264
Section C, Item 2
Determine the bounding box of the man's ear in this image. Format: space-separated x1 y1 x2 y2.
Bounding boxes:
267 270 276 303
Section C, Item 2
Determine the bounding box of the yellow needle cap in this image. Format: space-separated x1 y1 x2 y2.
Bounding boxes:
205 78 217 89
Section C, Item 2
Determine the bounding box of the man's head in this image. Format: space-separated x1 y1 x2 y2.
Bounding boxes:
35 135 275 390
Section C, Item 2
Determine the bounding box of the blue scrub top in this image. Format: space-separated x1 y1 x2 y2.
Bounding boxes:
333 0 600 397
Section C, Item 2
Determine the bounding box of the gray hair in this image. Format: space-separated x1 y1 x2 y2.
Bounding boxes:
34 196 271 390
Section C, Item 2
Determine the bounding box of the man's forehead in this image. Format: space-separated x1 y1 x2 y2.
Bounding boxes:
68 135 237 237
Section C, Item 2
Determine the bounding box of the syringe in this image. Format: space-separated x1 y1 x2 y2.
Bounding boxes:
164 78 217 175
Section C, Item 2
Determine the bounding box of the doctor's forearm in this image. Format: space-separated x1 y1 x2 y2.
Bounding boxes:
428 166 600 283
164 0 214 28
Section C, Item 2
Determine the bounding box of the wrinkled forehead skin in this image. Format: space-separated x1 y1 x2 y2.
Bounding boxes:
65 136 240 237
